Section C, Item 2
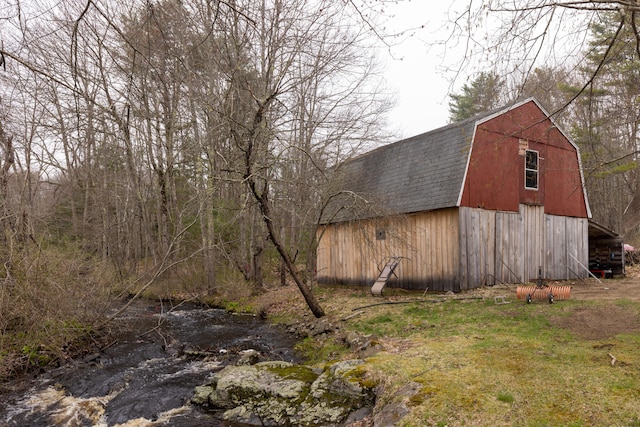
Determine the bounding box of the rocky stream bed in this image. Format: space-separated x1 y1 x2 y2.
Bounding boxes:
0 300 379 427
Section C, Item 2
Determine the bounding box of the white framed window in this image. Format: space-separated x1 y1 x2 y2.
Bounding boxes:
525 149 539 190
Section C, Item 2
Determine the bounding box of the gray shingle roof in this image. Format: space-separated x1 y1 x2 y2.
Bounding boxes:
320 113 483 223
320 97 593 224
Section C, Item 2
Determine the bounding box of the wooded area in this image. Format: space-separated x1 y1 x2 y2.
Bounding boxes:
0 0 638 366
0 0 391 311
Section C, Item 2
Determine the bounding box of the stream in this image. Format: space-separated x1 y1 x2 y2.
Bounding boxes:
0 300 300 427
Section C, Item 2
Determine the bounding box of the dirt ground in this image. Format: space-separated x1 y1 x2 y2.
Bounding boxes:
569 264 640 301
482 264 640 340
550 304 640 339
555 265 640 339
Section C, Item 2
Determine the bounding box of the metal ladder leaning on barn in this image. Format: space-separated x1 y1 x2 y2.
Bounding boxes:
371 257 402 296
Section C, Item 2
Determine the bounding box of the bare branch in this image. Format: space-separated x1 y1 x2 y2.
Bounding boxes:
0 48 78 93
631 10 640 58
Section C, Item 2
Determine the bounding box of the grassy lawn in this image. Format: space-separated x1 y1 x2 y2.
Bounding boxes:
282 286 640 427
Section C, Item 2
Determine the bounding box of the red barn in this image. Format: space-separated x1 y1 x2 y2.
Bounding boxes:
317 98 592 292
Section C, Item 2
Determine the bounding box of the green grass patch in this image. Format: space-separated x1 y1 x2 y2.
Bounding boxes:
496 391 515 404
294 337 350 364
332 295 640 427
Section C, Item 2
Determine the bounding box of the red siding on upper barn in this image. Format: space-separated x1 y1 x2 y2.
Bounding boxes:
459 100 589 218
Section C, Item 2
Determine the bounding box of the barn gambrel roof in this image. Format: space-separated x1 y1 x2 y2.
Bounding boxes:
320 98 590 224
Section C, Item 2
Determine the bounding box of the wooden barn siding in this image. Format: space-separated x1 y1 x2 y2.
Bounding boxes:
407 208 459 291
316 208 459 290
523 205 545 281
318 206 588 290
494 210 525 285
460 206 589 289
545 215 589 279
459 208 496 290
317 221 375 285
462 207 525 287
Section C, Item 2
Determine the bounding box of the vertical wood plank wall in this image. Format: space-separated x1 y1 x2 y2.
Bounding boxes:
494 210 524 285
522 204 545 281
406 208 459 290
318 206 589 291
460 206 589 289
316 208 460 290
545 214 589 279
459 208 496 290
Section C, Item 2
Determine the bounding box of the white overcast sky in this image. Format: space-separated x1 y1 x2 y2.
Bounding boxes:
376 1 591 140
378 1 471 139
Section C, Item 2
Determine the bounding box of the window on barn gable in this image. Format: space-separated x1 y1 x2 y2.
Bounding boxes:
525 149 538 190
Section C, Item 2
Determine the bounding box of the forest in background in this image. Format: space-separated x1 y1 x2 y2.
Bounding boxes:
1 0 639 378
0 0 393 376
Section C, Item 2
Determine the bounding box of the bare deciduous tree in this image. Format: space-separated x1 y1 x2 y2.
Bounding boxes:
0 0 393 318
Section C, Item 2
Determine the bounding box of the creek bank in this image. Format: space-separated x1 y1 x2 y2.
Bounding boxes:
284 317 385 359
274 314 420 427
192 359 375 426
189 315 413 426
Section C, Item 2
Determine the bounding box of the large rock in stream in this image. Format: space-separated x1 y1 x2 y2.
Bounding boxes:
192 359 375 426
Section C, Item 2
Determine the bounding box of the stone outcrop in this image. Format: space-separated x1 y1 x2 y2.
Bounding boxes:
192 359 375 426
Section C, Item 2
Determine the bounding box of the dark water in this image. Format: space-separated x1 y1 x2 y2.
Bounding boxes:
0 300 299 426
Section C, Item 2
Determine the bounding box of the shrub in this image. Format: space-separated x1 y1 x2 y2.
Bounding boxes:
0 242 118 381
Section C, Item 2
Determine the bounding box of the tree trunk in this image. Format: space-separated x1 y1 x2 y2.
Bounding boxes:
252 240 264 292
280 258 287 286
0 126 13 245
246 174 324 317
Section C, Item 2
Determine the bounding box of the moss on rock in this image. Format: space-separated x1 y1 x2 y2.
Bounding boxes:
192 359 376 426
